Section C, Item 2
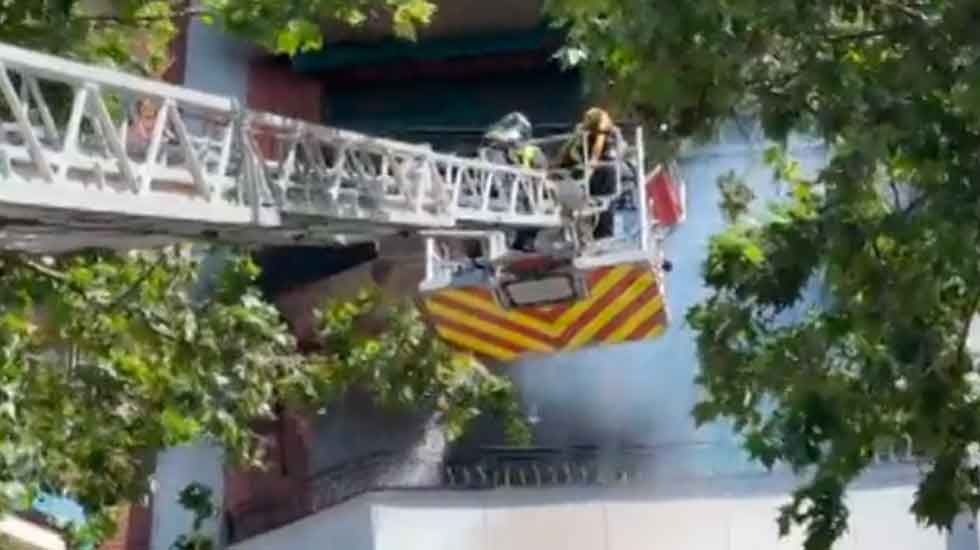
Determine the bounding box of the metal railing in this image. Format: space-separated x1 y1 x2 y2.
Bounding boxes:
225 438 921 544
0 41 587 248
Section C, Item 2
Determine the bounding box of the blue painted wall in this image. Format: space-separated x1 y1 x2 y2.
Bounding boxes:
505 130 828 481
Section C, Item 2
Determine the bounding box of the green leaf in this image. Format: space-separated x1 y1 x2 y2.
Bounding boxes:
742 242 765 266
542 0 980 546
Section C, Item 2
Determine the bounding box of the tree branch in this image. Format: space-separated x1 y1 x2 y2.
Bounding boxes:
77 7 208 25
902 189 929 215
3 254 155 313
107 259 164 310
824 25 913 42
889 181 904 211
4 255 91 299
15 257 68 282
881 0 930 22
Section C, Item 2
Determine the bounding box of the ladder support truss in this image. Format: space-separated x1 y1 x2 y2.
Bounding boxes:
0 42 571 248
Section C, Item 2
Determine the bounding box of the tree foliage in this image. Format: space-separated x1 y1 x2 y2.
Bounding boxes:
547 0 980 547
310 289 530 444
0 1 528 547
170 482 216 550
0 249 524 547
0 0 437 75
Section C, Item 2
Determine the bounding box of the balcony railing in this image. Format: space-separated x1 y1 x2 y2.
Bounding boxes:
225 446 633 543
225 440 919 545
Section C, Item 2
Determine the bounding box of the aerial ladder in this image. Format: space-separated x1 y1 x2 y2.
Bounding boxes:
0 41 674 362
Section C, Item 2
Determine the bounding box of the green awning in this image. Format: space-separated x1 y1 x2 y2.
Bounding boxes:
322 64 584 151
292 27 563 72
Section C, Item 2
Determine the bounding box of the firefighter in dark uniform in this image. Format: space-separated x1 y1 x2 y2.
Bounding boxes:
558 107 620 240
481 112 547 252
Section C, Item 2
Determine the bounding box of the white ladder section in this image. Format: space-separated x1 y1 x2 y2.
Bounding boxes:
0 42 566 250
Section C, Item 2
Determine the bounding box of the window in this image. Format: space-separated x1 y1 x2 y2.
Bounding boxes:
323 64 585 152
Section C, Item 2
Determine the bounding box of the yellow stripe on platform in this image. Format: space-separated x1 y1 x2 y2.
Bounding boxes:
426 301 555 353
605 295 666 343
641 323 667 340
423 263 668 361
567 272 657 349
435 289 563 337
552 266 633 329
434 326 519 361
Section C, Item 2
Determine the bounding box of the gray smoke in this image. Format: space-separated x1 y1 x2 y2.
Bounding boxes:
507 129 828 489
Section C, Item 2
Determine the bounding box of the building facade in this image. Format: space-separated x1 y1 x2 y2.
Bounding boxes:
128 3 980 549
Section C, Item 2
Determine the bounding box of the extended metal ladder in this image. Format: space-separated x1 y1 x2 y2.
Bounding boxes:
0 41 568 251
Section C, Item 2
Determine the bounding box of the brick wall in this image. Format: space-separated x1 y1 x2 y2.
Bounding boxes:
161 2 191 85
221 56 326 542
245 56 323 160
223 410 315 542
99 504 153 550
247 57 323 121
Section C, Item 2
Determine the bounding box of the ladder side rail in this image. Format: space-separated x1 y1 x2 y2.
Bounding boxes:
26 77 59 143
124 95 237 199
508 171 521 216
267 121 424 226
451 165 478 210
0 42 569 237
216 110 237 181
477 167 496 215
291 119 558 221
16 76 29 123
0 42 232 113
446 160 464 212
262 117 455 226
165 100 211 199
580 130 591 194
246 125 282 209
417 150 443 215
85 83 140 193
0 47 246 206
0 62 54 182
57 86 87 179
307 137 338 204
272 126 303 203
421 153 450 215
327 141 348 201
276 111 552 181
410 151 431 216
243 115 306 212
136 96 172 192
635 126 650 253
238 120 265 224
292 135 320 208
478 163 495 212
186 110 234 181
612 126 624 198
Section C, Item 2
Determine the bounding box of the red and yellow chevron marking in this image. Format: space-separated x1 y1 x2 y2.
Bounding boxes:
419 263 668 362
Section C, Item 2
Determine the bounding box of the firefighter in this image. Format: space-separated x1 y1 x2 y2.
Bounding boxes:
480 112 547 252
558 107 621 240
482 112 546 169
126 98 160 158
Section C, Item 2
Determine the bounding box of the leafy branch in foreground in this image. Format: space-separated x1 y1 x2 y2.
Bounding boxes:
547 0 980 547
170 482 217 550
1 0 437 76
0 248 523 548
308 289 531 445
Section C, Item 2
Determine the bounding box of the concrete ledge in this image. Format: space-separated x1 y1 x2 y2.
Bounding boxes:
0 515 65 550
